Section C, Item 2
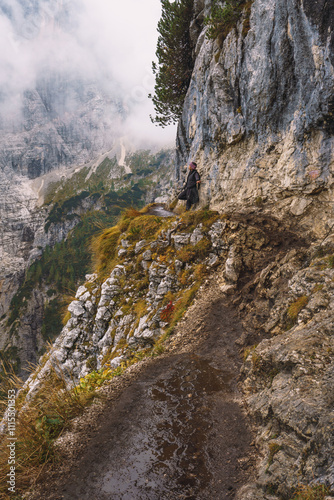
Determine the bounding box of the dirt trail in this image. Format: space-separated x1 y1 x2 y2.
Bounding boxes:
31 279 257 500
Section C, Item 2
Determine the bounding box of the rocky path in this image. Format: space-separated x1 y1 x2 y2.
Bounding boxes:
30 279 257 500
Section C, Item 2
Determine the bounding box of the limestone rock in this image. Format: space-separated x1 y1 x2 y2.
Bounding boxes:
175 0 334 212
172 233 190 250
190 227 204 245
142 249 152 261
224 245 242 283
68 301 86 318
118 248 127 257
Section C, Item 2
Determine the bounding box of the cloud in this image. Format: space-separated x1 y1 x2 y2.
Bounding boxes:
77 0 177 144
0 0 176 145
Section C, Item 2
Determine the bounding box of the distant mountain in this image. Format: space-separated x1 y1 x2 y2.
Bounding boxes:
0 0 124 178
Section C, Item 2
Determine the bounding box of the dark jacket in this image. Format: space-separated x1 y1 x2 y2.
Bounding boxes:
185 169 200 188
178 170 200 204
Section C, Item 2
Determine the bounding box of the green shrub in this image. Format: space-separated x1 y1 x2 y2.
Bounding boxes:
204 0 253 42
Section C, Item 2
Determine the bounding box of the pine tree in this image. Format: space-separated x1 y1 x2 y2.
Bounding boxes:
150 0 194 127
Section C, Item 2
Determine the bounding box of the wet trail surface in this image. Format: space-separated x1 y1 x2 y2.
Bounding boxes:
39 287 255 500
146 205 175 217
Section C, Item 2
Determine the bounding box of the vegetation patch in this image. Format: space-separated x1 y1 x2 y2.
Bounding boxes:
204 0 254 43
287 295 309 322
266 442 282 469
243 344 258 362
327 254 334 268
255 196 264 207
44 157 119 205
0 348 21 394
91 226 122 278
292 484 330 500
125 150 170 176
126 215 165 242
313 244 334 259
160 301 175 323
0 369 99 496
165 283 201 335
178 209 220 232
41 299 63 343
134 276 149 294
194 263 207 281
134 300 148 320
176 238 212 263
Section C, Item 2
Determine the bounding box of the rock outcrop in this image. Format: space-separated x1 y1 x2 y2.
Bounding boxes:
176 0 334 213
239 240 334 497
173 5 334 492
22 211 227 398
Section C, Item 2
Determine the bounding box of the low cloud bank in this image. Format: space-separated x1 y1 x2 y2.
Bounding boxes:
0 0 176 149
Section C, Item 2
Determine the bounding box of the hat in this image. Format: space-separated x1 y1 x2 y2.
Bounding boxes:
189 162 197 170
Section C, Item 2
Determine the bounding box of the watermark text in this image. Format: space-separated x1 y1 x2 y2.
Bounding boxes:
7 389 16 493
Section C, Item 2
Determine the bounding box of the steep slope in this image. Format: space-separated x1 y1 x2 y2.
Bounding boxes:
0 148 174 380
3 206 334 498
26 280 257 500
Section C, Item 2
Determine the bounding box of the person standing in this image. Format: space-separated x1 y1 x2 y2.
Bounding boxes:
178 162 201 211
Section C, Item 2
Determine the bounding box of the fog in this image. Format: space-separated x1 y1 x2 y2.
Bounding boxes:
0 0 176 150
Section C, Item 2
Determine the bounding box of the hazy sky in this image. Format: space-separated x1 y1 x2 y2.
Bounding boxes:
79 0 177 143
0 0 177 145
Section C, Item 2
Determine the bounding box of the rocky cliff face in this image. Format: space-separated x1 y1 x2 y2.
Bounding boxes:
172 2 334 495
176 0 334 213
0 157 122 317
0 79 122 179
